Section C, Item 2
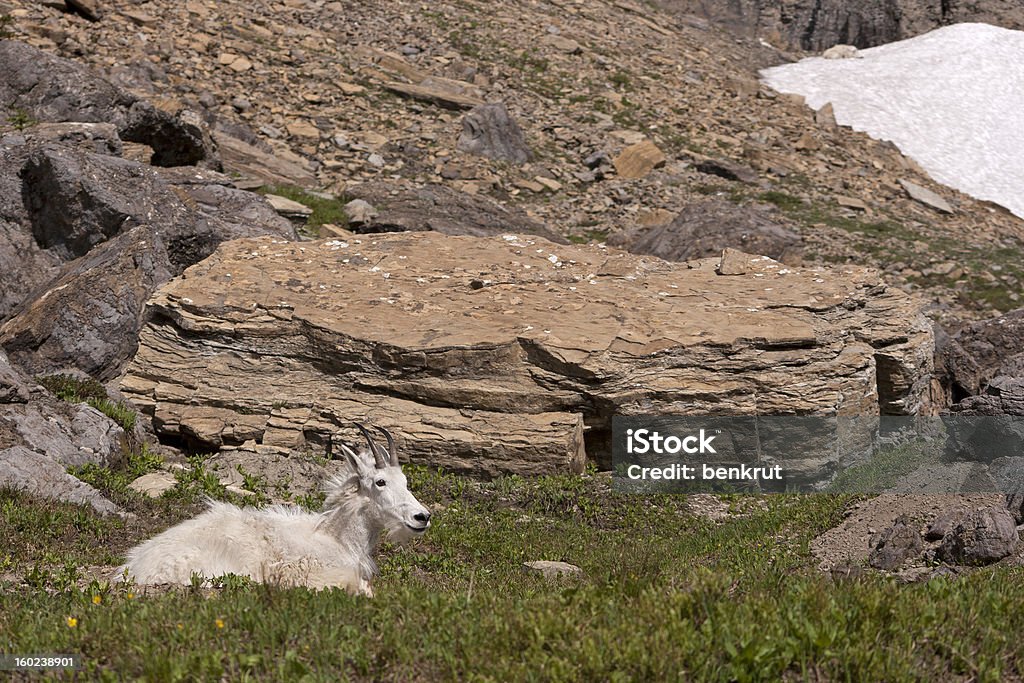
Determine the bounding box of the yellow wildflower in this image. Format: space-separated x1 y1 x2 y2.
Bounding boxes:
91 595 101 605
215 618 225 629
126 592 135 600
66 617 78 628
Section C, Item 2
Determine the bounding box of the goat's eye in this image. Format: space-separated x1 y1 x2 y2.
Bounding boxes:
375 479 386 488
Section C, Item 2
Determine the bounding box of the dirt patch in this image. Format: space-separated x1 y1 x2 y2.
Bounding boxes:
812 493 1006 570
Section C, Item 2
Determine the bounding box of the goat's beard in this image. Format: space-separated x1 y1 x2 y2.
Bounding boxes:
383 523 421 545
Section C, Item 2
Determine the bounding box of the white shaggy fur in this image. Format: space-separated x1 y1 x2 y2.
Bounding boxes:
119 428 430 595
822 44 860 59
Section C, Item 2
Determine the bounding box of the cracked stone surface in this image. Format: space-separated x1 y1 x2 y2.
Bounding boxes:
121 232 934 474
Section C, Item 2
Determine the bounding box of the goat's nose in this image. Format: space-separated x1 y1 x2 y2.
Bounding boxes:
414 511 431 525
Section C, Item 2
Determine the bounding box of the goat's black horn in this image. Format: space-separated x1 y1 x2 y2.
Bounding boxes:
376 426 398 466
354 423 387 469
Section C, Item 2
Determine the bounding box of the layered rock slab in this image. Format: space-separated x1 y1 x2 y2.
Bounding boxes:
121 233 934 474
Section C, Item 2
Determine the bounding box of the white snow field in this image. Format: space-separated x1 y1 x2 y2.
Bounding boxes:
760 23 1024 219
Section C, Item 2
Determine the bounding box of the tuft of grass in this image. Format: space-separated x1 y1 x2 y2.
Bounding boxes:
566 228 609 244
256 186 348 238
0 14 13 40
69 444 165 501
6 108 37 131
37 374 107 403
37 373 138 433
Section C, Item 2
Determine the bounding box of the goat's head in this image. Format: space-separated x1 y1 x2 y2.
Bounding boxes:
338 424 431 543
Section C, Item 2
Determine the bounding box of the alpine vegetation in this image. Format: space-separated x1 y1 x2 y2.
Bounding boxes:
119 425 431 595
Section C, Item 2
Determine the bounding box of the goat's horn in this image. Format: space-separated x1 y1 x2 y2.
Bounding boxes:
376 426 398 466
354 423 387 469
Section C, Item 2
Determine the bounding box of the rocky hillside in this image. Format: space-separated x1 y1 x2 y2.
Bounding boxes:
653 0 1024 50
1 0 1023 508
3 0 1024 327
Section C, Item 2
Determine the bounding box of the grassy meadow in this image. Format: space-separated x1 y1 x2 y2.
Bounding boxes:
2 462 1023 681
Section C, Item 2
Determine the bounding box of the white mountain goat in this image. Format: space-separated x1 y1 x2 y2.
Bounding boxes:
118 425 431 596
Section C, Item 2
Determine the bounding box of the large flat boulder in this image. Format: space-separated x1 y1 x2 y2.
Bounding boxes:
121 233 934 474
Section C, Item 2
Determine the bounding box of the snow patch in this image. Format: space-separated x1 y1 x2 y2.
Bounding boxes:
761 23 1024 219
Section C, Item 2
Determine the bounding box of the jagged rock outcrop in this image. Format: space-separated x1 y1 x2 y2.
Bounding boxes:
941 308 1024 401
655 0 1024 50
0 141 296 378
120 233 934 474
0 40 218 168
608 199 803 264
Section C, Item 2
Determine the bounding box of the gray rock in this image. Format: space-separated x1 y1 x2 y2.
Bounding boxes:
129 471 178 498
0 446 121 515
0 226 173 380
868 514 924 570
19 146 178 261
988 456 1024 523
925 510 959 541
523 560 583 579
264 194 313 223
608 198 802 264
941 308 1024 399
64 0 102 22
653 0 1023 51
899 179 954 214
0 349 30 404
0 40 217 168
23 122 123 157
2 145 295 378
3 401 125 468
456 103 532 164
344 181 568 244
938 506 1018 566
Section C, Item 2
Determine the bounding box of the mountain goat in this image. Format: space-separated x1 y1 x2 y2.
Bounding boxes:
119 425 431 596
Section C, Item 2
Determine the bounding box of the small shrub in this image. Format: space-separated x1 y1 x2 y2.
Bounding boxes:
6 108 37 131
256 185 348 238
0 14 13 40
37 374 107 403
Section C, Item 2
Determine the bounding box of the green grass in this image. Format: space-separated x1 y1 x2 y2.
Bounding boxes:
257 186 348 238
566 229 609 245
2 468 1023 680
37 373 139 433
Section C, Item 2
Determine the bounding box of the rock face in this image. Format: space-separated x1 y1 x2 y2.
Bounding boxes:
608 199 803 265
654 0 1024 50
121 233 934 474
0 41 217 168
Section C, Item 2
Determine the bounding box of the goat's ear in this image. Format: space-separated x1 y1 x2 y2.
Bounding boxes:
339 443 371 481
